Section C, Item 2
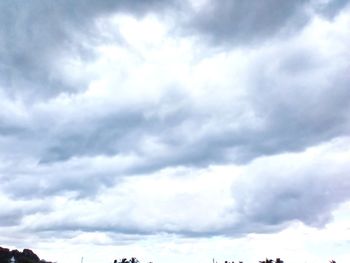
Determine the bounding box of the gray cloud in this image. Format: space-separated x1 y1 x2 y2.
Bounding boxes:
0 210 23 226
230 145 350 234
188 0 308 45
0 156 122 199
0 0 180 100
0 198 50 227
316 0 350 18
186 0 350 45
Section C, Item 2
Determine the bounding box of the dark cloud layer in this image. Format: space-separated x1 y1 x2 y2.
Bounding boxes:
189 0 308 44
188 0 350 45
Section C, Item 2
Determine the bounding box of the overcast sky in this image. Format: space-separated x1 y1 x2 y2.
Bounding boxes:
1 1 350 263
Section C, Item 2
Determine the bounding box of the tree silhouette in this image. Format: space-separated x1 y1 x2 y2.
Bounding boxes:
259 259 274 263
113 258 141 263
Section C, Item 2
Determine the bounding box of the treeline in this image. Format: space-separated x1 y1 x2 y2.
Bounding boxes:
113 258 337 263
0 248 337 263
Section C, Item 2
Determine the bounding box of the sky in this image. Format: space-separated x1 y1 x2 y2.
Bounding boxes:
0 0 350 263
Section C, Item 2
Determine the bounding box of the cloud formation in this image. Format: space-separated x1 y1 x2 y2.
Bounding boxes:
1 1 350 262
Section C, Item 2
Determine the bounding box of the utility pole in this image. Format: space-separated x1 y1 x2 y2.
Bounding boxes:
81 257 84 263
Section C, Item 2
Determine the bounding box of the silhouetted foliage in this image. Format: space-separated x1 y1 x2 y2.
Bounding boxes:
0 247 52 263
1 247 338 263
257 258 284 263
114 258 140 263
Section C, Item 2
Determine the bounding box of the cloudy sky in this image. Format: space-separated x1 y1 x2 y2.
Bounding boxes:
1 0 350 262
